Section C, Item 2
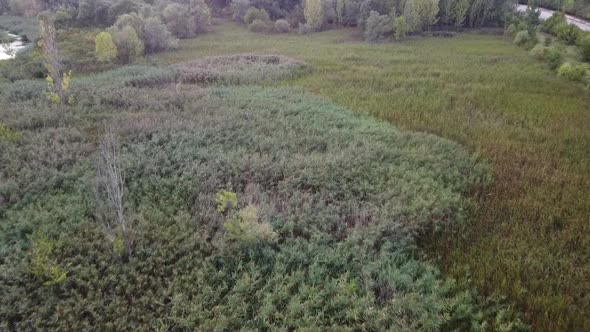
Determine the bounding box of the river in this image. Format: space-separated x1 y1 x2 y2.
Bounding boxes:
0 32 28 60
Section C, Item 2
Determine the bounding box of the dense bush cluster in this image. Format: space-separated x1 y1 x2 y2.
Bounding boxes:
226 0 509 38
0 56 508 329
172 54 308 84
506 9 589 82
0 0 211 71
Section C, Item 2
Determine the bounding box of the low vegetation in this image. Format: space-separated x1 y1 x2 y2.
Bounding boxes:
0 55 518 329
151 23 590 331
506 9 590 83
1 0 590 330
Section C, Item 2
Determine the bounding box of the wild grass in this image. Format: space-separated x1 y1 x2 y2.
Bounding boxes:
152 22 590 331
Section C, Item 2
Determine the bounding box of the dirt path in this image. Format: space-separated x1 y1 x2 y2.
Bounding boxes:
516 4 590 31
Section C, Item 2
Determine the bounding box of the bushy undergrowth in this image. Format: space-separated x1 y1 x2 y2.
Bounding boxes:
173 54 308 84
0 62 498 329
557 62 586 81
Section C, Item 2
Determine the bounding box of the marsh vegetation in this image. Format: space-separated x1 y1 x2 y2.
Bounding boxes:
1 0 590 331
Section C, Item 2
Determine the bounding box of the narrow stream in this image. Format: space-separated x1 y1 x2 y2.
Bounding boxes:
0 32 28 60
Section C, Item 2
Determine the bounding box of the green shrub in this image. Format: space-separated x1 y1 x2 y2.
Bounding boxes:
95 31 118 63
555 22 580 45
0 122 19 142
513 30 530 46
541 12 565 34
243 7 269 24
529 43 547 60
142 17 178 53
223 205 278 246
364 11 393 42
248 19 270 33
109 25 144 64
274 19 290 33
297 22 314 34
504 23 516 37
230 0 251 22
545 47 563 70
544 35 552 46
28 232 68 286
557 62 586 81
394 16 409 40
173 54 307 84
578 34 590 61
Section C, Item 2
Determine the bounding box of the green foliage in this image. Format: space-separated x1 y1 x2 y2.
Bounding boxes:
223 205 278 246
162 3 197 38
402 0 420 32
513 30 530 46
95 31 118 63
162 1 211 38
557 62 586 80
110 25 144 64
555 22 580 45
274 19 291 32
540 12 565 34
304 0 324 31
0 57 493 329
216 190 238 214
394 16 409 40
230 0 251 22
173 54 308 84
142 17 178 53
544 35 552 46
364 11 393 42
414 0 439 32
244 7 270 24
578 33 590 61
544 47 562 69
28 232 68 286
336 0 346 24
248 18 271 32
504 23 516 37
0 122 19 142
529 43 547 60
451 0 470 29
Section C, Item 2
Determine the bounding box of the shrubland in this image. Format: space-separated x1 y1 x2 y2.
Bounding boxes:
150 23 590 331
0 55 523 329
506 9 590 83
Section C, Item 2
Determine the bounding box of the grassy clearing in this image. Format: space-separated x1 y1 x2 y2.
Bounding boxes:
154 22 590 330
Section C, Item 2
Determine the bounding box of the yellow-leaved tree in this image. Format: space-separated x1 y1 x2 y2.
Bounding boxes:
304 0 324 31
95 31 118 63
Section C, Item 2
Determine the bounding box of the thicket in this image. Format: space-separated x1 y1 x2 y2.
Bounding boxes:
0 55 529 329
226 0 510 38
507 10 589 81
0 0 211 74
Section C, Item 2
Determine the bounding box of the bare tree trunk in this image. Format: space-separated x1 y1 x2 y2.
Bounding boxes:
96 124 132 257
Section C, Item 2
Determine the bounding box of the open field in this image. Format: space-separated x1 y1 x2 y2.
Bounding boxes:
153 22 590 331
